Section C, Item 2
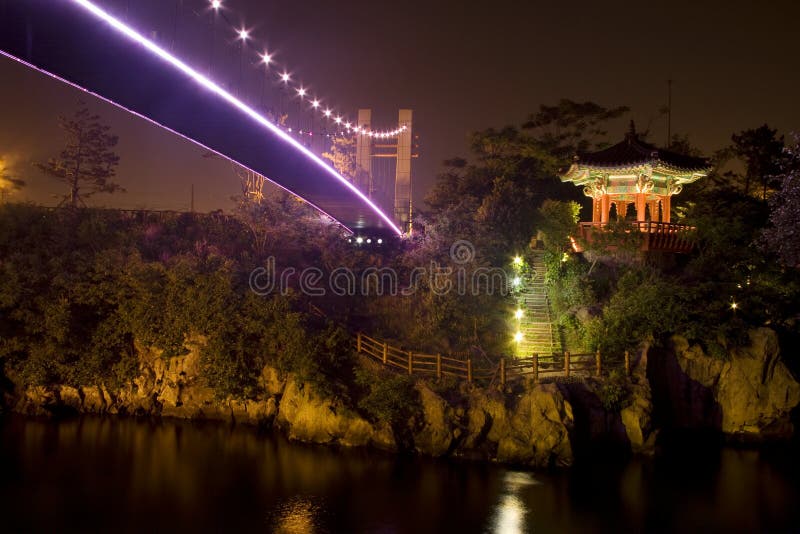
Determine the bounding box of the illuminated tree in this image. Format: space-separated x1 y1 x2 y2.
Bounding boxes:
761 135 800 267
321 135 369 190
36 104 123 208
0 157 25 203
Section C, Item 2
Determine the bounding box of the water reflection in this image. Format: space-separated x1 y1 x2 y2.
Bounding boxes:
270 495 326 534
0 416 799 533
489 472 540 533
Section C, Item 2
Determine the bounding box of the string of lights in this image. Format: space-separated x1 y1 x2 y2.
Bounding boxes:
188 0 407 139
66 0 403 235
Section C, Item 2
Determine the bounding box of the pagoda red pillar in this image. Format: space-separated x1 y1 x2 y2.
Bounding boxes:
649 200 660 222
600 194 610 224
635 194 646 223
592 197 601 223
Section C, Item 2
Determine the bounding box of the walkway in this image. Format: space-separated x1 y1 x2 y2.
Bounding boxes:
356 333 630 388
517 251 561 358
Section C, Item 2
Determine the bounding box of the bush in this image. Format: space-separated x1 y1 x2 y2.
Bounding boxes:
354 368 420 427
599 369 630 412
587 268 682 356
282 322 355 401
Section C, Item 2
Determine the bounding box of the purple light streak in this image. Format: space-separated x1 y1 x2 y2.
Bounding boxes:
63 0 403 235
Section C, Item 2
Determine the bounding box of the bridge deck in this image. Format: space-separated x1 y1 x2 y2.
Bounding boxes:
0 0 400 234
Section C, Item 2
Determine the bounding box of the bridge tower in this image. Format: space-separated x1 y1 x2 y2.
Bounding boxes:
355 109 414 233
356 109 374 196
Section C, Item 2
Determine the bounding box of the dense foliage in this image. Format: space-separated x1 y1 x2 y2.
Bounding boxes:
2 98 798 412
537 135 800 360
0 203 357 399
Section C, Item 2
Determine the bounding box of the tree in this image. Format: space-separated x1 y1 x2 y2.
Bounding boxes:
0 157 25 203
522 99 630 173
730 125 786 200
761 135 800 268
322 135 370 192
536 199 581 252
36 104 123 208
423 100 627 256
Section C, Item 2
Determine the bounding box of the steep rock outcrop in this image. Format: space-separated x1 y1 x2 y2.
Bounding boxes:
649 328 800 441
275 377 395 450
412 384 458 456
620 348 657 454
552 349 656 457
459 383 574 468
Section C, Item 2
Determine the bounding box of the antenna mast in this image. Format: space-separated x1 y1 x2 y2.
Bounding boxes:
666 79 672 148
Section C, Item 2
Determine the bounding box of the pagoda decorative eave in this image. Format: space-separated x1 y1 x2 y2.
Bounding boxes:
559 129 712 227
561 162 709 186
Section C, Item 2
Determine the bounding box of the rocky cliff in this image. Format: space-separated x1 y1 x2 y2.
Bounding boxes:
648 328 800 441
5 338 576 468
5 327 798 467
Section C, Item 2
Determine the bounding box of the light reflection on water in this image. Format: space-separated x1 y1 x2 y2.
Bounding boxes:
489 472 540 534
0 415 799 533
270 495 326 534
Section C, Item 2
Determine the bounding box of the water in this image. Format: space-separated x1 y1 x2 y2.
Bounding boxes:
1 415 799 533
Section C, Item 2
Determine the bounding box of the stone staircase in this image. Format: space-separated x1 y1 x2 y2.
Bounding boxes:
517 252 561 358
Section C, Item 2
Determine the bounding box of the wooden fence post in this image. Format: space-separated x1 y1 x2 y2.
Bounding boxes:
499 357 506 388
357 333 362 353
532 354 539 383
408 351 413 375
596 349 602 377
382 343 388 365
467 358 473 384
436 354 442 380
564 351 570 378
624 350 630 376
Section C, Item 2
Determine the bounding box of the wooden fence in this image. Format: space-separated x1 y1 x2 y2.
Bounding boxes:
356 333 630 387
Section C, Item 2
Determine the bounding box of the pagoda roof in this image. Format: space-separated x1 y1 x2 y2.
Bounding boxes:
575 133 710 173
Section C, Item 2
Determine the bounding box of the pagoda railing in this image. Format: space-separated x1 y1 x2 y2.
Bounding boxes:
573 221 697 253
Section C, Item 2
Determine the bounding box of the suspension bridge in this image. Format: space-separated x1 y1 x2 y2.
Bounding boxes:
0 0 412 235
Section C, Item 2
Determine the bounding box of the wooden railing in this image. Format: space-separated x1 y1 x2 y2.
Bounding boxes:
356 333 631 387
574 221 696 253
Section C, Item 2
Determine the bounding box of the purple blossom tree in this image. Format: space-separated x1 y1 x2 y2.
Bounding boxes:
761 134 800 267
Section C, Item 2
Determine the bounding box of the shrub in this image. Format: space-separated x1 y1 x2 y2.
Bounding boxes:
599 369 630 412
354 368 420 427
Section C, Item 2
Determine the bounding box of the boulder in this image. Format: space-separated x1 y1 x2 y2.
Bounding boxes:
14 386 57 416
81 386 109 413
462 383 574 468
276 376 395 451
655 328 800 440
412 384 456 456
260 365 286 398
621 349 657 454
58 385 83 412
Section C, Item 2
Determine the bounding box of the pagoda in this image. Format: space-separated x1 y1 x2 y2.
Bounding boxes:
561 123 711 252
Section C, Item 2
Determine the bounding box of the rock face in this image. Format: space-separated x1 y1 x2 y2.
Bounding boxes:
275 377 395 450
412 382 575 469
11 337 279 426
621 348 657 454
555 348 657 458
413 384 457 457
649 328 800 441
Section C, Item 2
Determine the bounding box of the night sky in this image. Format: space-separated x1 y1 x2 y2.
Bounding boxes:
1 0 799 212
